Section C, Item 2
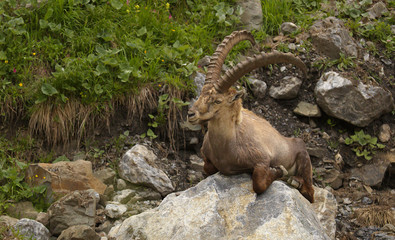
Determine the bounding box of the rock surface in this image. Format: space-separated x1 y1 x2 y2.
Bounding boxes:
310 17 358 59
108 174 333 240
14 218 51 240
315 71 394 127
57 225 101 240
26 160 106 202
293 101 322 117
248 78 267 99
237 0 263 30
269 76 302 99
47 189 99 235
6 201 39 219
118 144 174 196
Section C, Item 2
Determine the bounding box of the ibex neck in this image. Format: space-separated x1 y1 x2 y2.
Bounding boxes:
208 104 242 141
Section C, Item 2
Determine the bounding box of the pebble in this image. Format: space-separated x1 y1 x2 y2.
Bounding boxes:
343 198 352 204
361 196 373 205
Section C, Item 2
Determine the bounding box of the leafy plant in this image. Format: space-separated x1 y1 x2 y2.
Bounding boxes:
0 136 47 213
345 130 385 160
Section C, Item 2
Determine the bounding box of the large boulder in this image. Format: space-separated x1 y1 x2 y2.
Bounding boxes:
109 174 334 240
310 17 358 59
13 218 51 240
47 189 99 236
118 144 174 196
26 160 106 202
315 71 394 127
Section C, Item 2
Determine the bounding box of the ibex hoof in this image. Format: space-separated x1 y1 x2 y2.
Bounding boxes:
288 177 301 189
278 165 288 176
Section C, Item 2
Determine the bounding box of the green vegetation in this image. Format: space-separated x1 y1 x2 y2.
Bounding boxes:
345 130 385 161
0 136 47 214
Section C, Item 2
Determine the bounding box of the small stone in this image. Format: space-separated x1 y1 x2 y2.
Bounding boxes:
367 1 388 19
378 124 391 143
280 22 298 34
248 78 267 99
105 203 128 219
36 212 49 226
197 55 211 68
293 101 322 117
116 179 128 191
361 196 373 205
189 137 199 145
280 66 287 72
288 43 296 50
189 155 204 172
343 198 352 204
93 168 116 185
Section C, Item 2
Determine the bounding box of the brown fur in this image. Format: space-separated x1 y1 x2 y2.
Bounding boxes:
188 31 314 202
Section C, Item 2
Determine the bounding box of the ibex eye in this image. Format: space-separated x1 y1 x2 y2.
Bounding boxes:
214 100 222 104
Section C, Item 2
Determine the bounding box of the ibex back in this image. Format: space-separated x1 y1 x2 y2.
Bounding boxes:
188 31 314 203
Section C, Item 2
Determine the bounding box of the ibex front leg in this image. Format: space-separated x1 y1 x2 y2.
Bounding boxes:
252 163 284 194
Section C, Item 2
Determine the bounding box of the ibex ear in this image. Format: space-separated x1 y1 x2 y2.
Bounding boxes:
231 90 244 102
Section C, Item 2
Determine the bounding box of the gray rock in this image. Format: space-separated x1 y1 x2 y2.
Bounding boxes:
57 225 101 240
119 144 174 196
378 124 391 143
237 0 263 30
197 55 211 68
350 153 392 187
269 76 302 99
294 101 322 117
310 17 358 59
280 22 299 34
315 168 343 190
248 78 267 99
93 168 116 185
105 203 128 219
6 201 39 220
189 72 206 107
47 189 99 235
189 155 204 172
0 215 18 227
315 71 394 127
36 212 49 226
312 187 338 240
14 218 50 240
116 179 129 191
367 1 388 19
112 189 135 204
108 174 332 240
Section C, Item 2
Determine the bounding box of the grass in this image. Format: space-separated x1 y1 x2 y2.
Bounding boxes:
0 0 243 145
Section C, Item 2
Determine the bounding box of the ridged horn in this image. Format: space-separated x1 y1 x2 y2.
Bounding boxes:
204 30 256 88
214 51 308 92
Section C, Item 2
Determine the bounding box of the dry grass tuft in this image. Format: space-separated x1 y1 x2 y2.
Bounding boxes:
117 86 158 122
354 206 395 227
28 85 188 149
0 95 25 123
29 99 113 147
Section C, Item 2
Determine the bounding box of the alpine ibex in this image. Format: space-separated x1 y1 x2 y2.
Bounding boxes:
188 30 314 203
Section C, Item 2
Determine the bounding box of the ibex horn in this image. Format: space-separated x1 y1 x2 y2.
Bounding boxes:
214 51 308 93
204 30 256 89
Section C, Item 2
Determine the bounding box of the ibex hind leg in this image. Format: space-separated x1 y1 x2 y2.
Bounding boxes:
252 164 284 194
290 151 315 203
202 156 219 176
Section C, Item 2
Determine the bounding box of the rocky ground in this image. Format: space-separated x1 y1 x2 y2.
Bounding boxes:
1 1 394 240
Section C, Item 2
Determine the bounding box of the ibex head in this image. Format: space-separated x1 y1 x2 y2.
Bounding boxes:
188 30 307 125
